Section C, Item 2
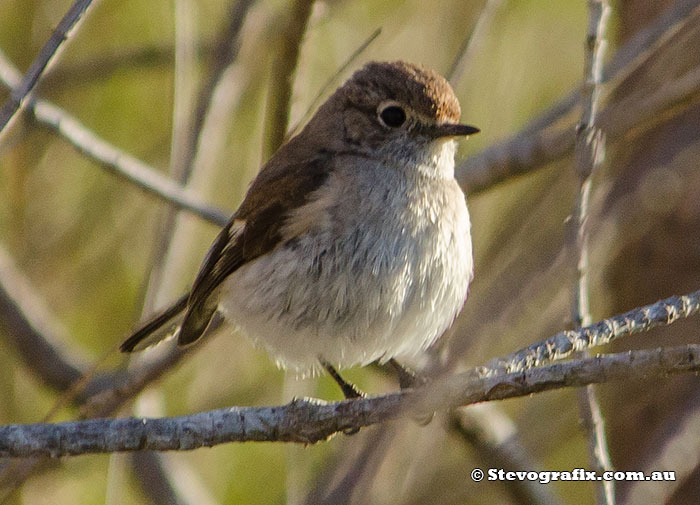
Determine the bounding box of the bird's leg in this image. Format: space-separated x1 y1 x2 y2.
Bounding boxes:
320 358 364 435
387 358 418 389
387 359 433 425
320 358 365 399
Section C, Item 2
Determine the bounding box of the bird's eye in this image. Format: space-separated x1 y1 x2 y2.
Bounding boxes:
379 105 407 128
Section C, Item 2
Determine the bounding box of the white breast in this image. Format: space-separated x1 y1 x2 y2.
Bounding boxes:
219 153 473 375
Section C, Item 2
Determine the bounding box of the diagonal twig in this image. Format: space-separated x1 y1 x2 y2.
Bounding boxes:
0 247 89 394
0 48 229 227
447 0 504 85
450 405 564 505
286 27 382 139
484 289 700 374
456 0 700 195
177 0 255 183
0 0 95 136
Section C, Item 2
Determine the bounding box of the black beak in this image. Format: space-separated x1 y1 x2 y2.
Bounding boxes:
425 122 480 138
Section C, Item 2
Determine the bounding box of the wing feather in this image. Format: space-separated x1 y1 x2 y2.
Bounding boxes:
177 155 332 345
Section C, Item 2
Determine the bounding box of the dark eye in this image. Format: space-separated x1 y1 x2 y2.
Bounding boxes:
379 105 406 128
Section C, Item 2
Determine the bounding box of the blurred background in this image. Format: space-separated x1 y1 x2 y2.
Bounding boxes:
0 0 699 504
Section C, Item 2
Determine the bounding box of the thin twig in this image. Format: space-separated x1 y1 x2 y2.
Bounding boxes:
0 345 697 458
458 60 700 195
571 3 613 504
286 27 382 139
447 0 504 85
140 0 253 311
114 4 202 504
520 0 700 137
42 42 216 87
308 426 396 505
0 0 95 136
0 48 229 227
137 0 201 315
262 0 316 159
178 0 254 183
80 318 222 419
32 96 230 225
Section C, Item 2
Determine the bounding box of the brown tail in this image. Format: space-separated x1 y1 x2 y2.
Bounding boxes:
120 293 190 352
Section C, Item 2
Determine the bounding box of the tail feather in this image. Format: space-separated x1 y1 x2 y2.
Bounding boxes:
120 293 189 352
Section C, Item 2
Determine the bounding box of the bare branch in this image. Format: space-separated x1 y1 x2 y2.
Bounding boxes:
178 0 255 183
450 405 564 505
457 0 700 195
0 48 229 227
0 345 697 458
0 246 87 393
0 0 95 136
74 287 700 426
485 289 700 373
42 43 206 86
571 2 614 504
447 0 504 85
262 0 316 159
286 27 382 139
621 403 700 505
141 0 254 310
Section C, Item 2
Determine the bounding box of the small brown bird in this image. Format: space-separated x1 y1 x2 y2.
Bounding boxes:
121 61 478 396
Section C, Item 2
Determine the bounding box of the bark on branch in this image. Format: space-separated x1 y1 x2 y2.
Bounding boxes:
0 345 698 458
484 289 700 374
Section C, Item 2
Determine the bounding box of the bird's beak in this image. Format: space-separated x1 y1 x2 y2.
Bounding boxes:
425 122 480 138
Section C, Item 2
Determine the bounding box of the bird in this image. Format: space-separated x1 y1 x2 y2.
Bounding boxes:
121 60 478 398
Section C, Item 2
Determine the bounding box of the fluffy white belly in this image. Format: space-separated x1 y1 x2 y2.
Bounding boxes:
219 179 472 374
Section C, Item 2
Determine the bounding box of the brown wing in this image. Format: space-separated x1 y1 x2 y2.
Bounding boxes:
177 155 332 345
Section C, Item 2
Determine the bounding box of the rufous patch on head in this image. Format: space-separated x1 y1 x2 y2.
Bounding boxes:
342 61 462 123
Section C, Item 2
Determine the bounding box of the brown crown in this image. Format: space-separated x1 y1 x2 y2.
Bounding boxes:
341 60 462 123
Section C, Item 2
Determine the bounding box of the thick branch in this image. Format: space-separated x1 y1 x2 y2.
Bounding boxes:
0 345 697 458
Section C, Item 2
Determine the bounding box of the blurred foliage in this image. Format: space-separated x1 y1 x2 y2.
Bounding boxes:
1 0 699 504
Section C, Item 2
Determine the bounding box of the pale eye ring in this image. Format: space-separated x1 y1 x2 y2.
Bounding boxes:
377 102 407 128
